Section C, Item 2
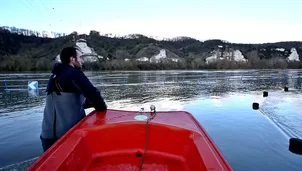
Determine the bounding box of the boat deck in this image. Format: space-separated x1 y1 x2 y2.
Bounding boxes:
27 109 233 171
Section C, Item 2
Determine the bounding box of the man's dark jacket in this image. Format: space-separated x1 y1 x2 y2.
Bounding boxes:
40 63 107 139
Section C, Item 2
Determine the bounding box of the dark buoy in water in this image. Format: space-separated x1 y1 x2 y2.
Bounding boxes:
289 138 302 155
263 91 268 97
252 103 259 110
284 87 289 92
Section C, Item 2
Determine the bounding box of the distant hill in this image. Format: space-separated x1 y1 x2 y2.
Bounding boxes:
0 26 302 71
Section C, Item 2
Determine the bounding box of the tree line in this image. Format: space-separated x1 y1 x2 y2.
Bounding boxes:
1 55 302 72
1 27 302 71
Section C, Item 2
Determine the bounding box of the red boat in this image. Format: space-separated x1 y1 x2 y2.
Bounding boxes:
27 106 233 171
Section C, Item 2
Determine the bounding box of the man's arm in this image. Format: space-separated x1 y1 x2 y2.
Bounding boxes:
72 71 107 111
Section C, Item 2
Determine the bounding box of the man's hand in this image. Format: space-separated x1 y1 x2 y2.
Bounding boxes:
83 98 95 109
83 98 107 111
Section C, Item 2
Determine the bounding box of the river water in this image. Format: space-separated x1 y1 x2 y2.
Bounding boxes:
0 70 302 170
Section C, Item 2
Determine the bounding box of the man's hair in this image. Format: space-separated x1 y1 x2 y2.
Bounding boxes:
60 47 78 64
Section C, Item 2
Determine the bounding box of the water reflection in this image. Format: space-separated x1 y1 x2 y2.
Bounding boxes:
0 90 45 114
0 70 302 170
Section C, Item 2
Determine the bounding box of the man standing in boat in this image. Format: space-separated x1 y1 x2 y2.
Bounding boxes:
40 46 107 152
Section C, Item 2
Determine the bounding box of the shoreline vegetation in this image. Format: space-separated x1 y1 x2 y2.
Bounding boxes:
0 59 302 72
1 26 302 72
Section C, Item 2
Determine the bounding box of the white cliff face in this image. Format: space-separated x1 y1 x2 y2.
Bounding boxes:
136 57 149 62
206 50 247 64
149 49 180 63
152 49 167 61
76 39 93 54
287 48 300 61
55 54 61 62
75 39 101 62
276 48 285 52
234 50 247 62
150 49 167 63
171 58 179 62
82 56 98 62
55 39 101 62
206 53 218 64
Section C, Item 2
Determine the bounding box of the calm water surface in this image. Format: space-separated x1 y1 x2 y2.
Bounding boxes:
0 70 302 170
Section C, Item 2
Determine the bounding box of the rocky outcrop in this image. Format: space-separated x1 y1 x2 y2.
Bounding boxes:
287 48 300 62
150 49 167 62
136 57 149 62
205 45 301 64
233 50 247 62
55 39 104 62
135 46 180 63
149 49 180 63
206 46 247 64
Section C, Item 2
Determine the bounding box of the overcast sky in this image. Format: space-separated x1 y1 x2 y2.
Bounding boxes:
1 0 301 43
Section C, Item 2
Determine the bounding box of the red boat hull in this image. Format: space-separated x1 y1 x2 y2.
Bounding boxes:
27 109 233 171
